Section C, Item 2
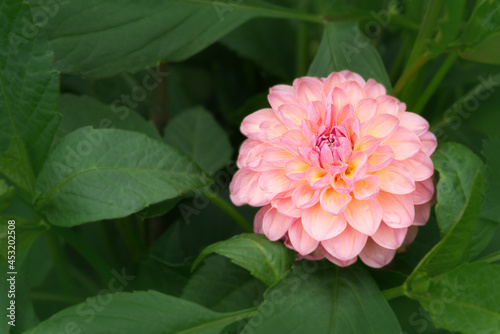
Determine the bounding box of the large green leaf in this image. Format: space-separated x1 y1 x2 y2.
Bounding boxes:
244 262 401 334
432 142 493 257
308 21 391 90
31 0 320 78
182 256 266 312
0 0 60 173
24 290 257 334
55 94 161 143
34 127 212 226
0 137 36 196
457 0 500 64
164 106 232 174
0 180 14 212
406 170 483 289
192 233 295 286
413 262 500 334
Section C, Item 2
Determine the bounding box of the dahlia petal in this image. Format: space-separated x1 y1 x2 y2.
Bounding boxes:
302 204 347 240
329 87 348 110
237 140 269 170
354 135 379 156
365 114 399 140
364 78 386 98
413 202 431 226
321 248 358 266
400 150 434 181
359 238 396 268
321 224 368 260
344 198 382 235
367 145 395 171
247 173 272 206
376 95 399 116
285 158 310 180
299 245 325 261
306 167 331 189
272 197 303 218
277 103 308 129
254 205 271 234
258 169 291 193
320 187 352 214
292 184 321 209
260 120 288 142
262 207 295 241
353 175 380 200
344 151 368 183
268 91 297 111
372 223 408 249
376 163 415 195
420 131 438 156
288 219 320 255
323 72 347 95
340 70 366 86
377 192 415 228
296 79 324 104
411 177 434 205
403 225 419 245
382 126 421 160
398 111 429 136
336 104 354 126
241 109 277 140
229 169 255 206
340 81 366 107
262 147 293 167
355 98 378 123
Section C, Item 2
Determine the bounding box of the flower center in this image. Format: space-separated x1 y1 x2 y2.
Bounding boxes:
313 126 352 164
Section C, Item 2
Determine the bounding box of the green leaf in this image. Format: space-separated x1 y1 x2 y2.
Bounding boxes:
0 137 36 196
244 262 401 334
413 262 500 334
164 106 232 174
34 127 212 226
406 169 483 289
0 180 15 212
55 94 161 143
192 233 295 286
24 290 257 334
428 0 466 56
308 21 391 90
457 0 500 64
33 0 321 78
182 256 266 312
432 142 492 257
0 0 60 173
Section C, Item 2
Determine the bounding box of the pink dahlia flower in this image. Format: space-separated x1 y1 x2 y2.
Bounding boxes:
230 70 436 268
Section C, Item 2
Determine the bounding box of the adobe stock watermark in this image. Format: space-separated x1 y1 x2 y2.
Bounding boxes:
401 276 467 334
433 74 499 143
50 267 135 334
213 0 243 21
9 0 70 54
178 161 238 224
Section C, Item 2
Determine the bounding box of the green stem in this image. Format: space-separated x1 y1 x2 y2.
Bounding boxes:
392 54 430 97
44 232 76 294
413 54 458 114
53 227 112 283
389 35 410 83
203 190 253 232
405 0 444 67
382 285 406 300
475 250 500 264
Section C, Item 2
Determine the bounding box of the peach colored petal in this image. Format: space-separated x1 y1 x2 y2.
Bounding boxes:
376 163 415 195
292 184 321 209
321 224 368 260
320 187 352 214
400 150 434 181
365 114 399 140
344 198 382 235
372 223 408 249
302 204 347 240
377 192 415 228
411 177 434 205
241 109 278 140
359 238 396 268
353 175 380 200
420 131 438 156
262 207 295 241
382 126 421 160
413 202 431 226
288 219 319 255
